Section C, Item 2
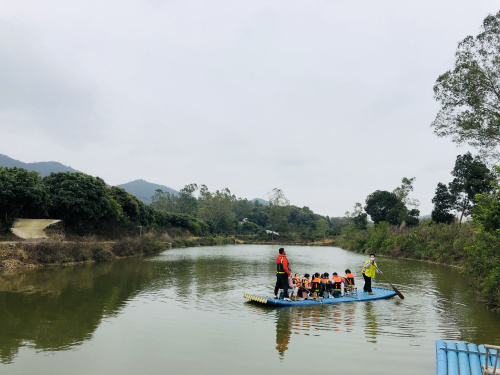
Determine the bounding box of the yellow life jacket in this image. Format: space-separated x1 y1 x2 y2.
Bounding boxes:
362 259 377 278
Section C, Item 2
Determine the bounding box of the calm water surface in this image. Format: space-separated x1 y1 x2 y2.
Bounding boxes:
0 244 499 374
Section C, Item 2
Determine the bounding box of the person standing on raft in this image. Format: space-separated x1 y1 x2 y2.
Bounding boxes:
362 253 382 295
274 248 291 300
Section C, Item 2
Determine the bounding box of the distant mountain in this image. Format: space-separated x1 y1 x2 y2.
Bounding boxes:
0 154 81 177
251 198 269 205
117 179 179 205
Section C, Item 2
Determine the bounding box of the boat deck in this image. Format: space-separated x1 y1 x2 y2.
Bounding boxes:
244 287 396 306
436 340 500 374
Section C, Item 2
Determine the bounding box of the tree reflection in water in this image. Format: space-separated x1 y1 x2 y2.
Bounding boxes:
272 303 360 359
0 258 158 364
363 303 378 344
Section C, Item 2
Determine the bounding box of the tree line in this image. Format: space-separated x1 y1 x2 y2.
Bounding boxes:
0 168 341 240
0 168 209 237
151 185 343 240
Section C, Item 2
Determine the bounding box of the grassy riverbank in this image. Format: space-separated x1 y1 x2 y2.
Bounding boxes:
0 235 166 269
0 230 338 270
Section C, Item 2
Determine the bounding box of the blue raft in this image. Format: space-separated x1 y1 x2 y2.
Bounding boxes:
436 340 500 375
244 287 396 306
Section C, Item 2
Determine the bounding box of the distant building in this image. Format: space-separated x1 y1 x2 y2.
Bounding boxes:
238 218 249 224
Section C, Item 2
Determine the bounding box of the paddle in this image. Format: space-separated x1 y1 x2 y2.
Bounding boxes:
376 266 404 299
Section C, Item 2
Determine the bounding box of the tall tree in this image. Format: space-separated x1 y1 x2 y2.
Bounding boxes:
267 188 291 234
431 12 500 160
471 165 500 232
364 190 402 225
0 167 47 224
108 186 141 223
177 183 198 215
345 202 368 230
449 152 494 223
316 219 329 240
197 188 236 233
393 177 419 209
151 189 178 213
43 172 111 228
431 183 455 224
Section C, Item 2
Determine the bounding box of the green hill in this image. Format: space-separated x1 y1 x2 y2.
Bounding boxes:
0 154 81 177
117 179 179 205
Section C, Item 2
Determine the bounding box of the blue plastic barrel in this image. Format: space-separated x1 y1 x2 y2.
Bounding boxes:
488 348 498 367
447 341 459 375
436 340 447 375
467 343 481 375
479 345 487 367
457 342 471 375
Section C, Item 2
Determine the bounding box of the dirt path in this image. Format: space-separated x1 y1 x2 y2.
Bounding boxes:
11 219 61 239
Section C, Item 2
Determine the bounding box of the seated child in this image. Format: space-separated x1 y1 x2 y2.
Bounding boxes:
321 272 331 298
299 273 311 299
331 272 342 298
292 273 301 297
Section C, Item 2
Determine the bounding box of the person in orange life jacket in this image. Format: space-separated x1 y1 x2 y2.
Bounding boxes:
310 272 324 297
292 273 301 297
274 248 291 300
331 272 343 298
344 269 355 290
362 253 382 295
298 273 311 299
321 272 331 298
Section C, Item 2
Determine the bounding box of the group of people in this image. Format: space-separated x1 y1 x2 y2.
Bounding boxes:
274 247 381 301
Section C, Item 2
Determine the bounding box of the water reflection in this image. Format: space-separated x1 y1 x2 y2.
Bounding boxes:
0 245 499 373
0 259 158 364
363 303 378 343
268 302 363 359
275 308 292 359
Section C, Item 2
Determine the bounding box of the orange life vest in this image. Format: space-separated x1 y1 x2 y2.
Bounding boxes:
311 277 321 292
345 273 355 286
292 277 301 284
302 278 310 288
332 275 342 291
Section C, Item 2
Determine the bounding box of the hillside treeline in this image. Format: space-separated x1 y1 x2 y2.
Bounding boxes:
150 185 348 240
0 168 343 240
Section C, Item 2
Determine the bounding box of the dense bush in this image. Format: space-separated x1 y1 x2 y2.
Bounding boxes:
91 246 114 262
338 221 475 262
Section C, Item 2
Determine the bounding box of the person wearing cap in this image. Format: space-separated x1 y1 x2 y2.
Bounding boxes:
362 253 382 295
274 248 291 300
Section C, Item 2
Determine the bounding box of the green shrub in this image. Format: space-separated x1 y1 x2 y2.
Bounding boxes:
91 246 114 262
142 240 166 254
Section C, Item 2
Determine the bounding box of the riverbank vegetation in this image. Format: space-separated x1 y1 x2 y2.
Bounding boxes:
338 155 500 308
337 12 500 309
0 166 340 270
0 166 342 245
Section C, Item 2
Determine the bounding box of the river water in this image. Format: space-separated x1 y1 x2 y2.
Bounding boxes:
0 244 499 374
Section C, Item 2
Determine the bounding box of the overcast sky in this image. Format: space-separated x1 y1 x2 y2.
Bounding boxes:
1 1 498 217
